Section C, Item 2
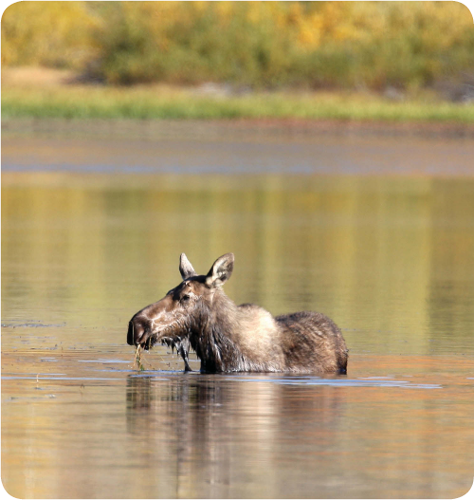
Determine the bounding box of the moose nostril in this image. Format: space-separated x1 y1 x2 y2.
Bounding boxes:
127 321 135 346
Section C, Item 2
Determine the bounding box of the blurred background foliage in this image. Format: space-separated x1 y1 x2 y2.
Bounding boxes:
2 1 474 91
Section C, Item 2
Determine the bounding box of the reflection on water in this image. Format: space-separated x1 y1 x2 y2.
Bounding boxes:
2 349 473 499
123 370 467 499
2 130 474 498
3 173 474 356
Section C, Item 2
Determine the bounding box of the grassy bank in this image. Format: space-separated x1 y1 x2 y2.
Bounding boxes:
3 84 474 123
2 69 474 124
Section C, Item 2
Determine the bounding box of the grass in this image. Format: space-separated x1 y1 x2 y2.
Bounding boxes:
2 68 474 123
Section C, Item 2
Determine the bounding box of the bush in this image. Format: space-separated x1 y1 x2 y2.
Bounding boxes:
1 1 97 69
2 1 474 90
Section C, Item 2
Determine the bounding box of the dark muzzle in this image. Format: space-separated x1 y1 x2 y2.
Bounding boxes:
127 319 153 349
127 320 135 346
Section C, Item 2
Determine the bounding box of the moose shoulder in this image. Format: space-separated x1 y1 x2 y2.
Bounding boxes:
127 253 348 374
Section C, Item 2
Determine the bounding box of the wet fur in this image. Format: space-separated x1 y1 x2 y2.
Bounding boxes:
127 253 348 374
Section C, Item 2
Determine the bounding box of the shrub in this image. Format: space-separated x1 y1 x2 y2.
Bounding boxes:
2 1 474 90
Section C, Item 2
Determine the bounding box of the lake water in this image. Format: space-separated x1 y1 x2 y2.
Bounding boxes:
2 121 474 498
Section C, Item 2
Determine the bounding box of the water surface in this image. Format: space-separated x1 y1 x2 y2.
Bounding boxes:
2 125 474 498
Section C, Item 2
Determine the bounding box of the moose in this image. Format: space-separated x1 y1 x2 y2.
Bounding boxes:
127 253 348 374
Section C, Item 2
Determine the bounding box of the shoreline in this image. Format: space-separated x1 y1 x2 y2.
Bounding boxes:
3 117 474 140
4 117 474 178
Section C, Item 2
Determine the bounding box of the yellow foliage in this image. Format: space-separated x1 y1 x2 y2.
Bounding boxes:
1 1 98 68
2 1 473 89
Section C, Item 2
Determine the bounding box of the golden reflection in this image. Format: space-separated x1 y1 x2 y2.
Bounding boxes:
124 374 347 499
2 172 474 354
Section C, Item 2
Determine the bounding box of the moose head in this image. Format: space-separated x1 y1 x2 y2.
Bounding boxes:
127 253 234 352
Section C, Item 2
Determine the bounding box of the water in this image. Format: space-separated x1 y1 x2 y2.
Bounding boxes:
2 123 474 498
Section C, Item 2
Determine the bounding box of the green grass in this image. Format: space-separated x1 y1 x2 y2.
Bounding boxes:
3 84 474 123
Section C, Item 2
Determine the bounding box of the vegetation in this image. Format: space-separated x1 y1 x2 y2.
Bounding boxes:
2 76 474 122
2 1 474 91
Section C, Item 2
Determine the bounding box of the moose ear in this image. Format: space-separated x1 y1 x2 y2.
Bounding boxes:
179 253 197 280
206 253 234 288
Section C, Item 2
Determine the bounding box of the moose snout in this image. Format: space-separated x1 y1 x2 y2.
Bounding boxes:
127 317 157 350
127 320 135 346
127 320 149 347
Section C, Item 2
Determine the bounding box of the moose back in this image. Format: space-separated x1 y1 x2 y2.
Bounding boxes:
127 253 348 374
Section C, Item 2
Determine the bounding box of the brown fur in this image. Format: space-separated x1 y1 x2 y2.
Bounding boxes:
127 253 348 374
